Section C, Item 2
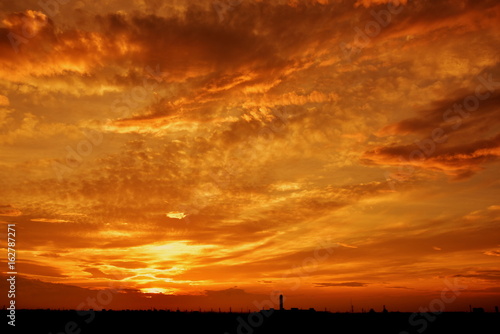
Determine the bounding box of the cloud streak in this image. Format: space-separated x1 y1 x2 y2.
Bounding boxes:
0 0 499 311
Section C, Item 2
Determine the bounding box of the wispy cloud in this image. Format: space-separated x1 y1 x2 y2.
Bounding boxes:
0 0 499 311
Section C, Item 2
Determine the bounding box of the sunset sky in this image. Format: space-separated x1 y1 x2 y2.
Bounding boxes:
0 0 499 312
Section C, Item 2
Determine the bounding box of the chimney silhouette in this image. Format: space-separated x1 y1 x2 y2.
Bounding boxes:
279 294 284 311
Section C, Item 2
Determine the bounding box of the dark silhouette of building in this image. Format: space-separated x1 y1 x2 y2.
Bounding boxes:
473 308 485 313
279 294 284 311
495 306 498 313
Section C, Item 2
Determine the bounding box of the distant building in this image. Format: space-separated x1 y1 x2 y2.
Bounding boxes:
473 308 485 313
279 294 284 311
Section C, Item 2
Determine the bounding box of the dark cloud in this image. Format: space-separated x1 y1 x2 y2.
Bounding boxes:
454 270 500 282
363 133 500 179
4 260 68 278
385 286 413 290
314 282 368 287
363 85 500 179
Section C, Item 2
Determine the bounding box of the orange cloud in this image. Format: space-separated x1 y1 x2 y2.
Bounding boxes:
0 205 22 216
0 0 499 313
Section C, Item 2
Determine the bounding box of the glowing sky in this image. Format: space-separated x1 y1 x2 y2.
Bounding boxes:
0 0 499 312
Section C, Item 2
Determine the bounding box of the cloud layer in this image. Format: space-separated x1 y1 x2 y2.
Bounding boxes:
0 0 499 311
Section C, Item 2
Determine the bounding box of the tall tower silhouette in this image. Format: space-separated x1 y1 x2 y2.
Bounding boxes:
279 294 284 311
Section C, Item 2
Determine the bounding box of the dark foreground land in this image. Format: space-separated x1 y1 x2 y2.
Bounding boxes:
2 309 499 334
